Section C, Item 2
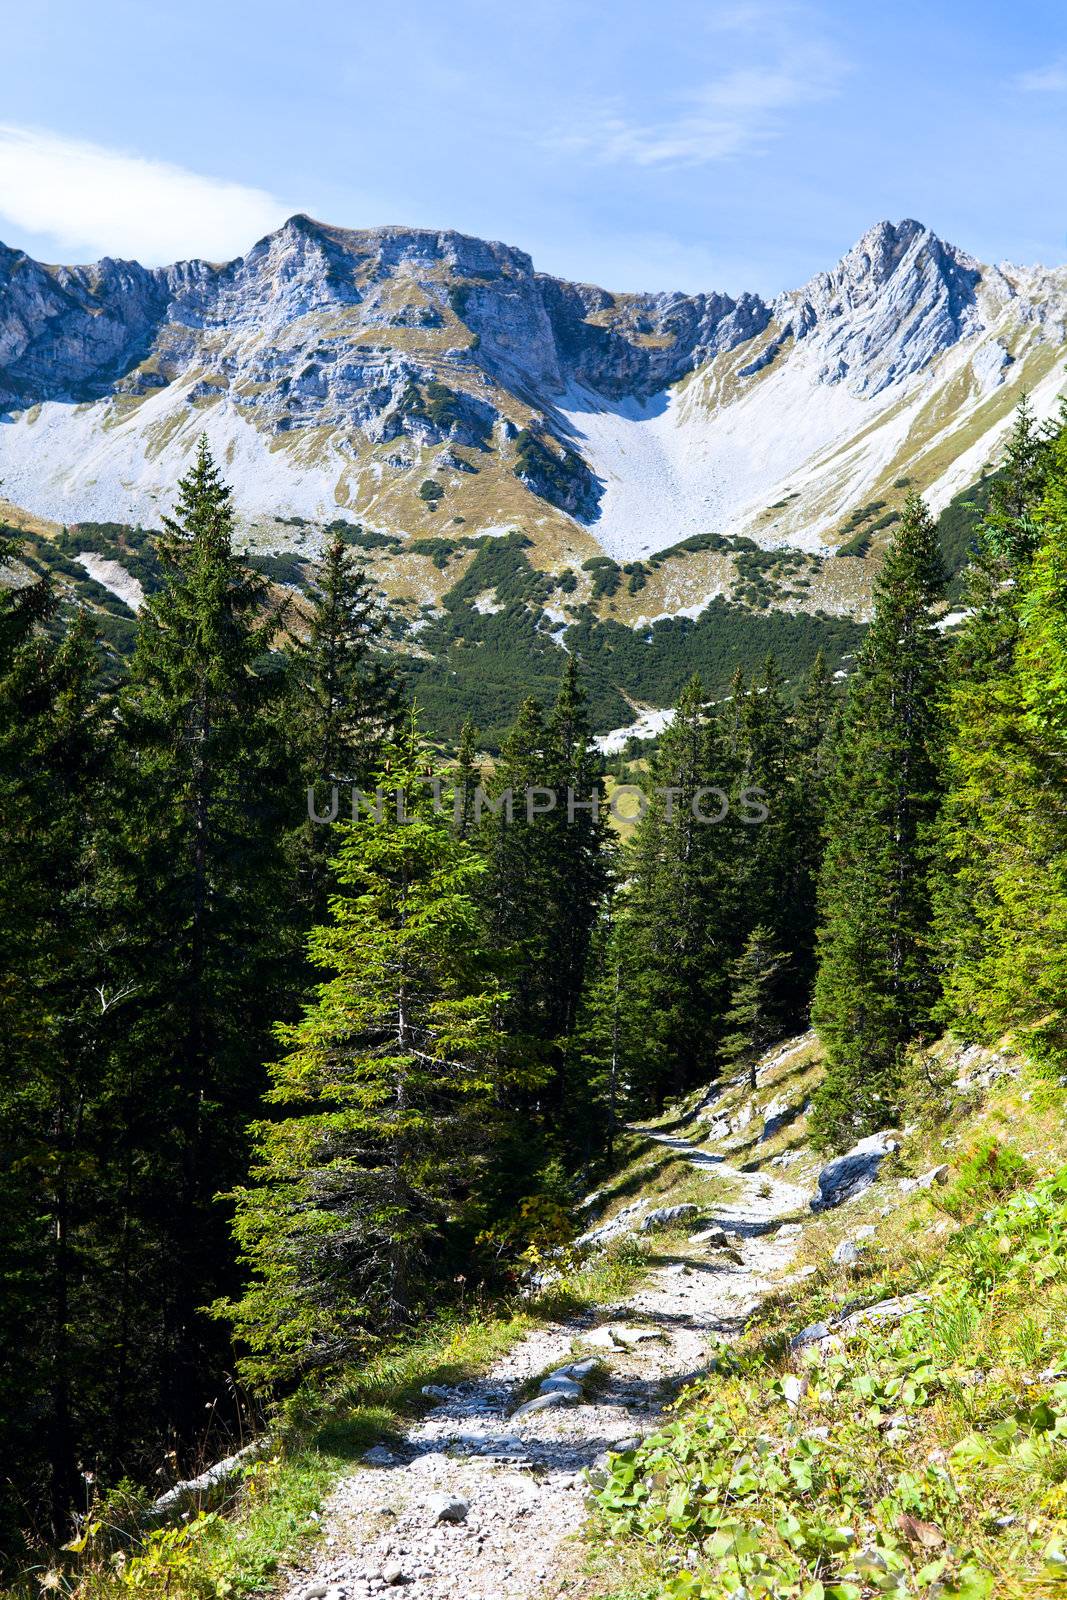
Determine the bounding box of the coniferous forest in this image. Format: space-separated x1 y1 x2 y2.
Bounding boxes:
2 399 1067 1573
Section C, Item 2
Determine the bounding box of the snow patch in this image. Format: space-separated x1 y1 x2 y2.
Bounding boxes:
76 553 144 611
594 706 676 754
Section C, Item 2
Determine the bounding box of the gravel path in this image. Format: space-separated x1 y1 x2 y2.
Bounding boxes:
281 1130 810 1600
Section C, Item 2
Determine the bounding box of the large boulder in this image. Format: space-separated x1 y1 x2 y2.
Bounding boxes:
640 1203 700 1233
761 1096 793 1141
811 1131 899 1210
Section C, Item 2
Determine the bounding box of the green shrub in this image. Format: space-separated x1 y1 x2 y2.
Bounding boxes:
936 1138 1035 1220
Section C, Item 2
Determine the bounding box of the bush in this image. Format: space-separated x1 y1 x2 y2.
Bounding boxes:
936 1137 1035 1220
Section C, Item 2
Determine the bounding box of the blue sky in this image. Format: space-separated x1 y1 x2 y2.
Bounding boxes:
1 0 1066 294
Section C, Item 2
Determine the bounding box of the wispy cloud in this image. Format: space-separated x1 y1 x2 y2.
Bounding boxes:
547 31 845 170
1013 59 1067 93
0 125 289 263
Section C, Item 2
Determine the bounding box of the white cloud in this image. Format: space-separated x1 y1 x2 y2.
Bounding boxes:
0 124 289 263
548 43 844 169
1013 59 1067 93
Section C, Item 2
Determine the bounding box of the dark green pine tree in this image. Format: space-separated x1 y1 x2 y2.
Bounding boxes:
290 533 404 919
810 494 946 1148
0 548 108 1543
624 673 733 1106
720 924 788 1092
452 717 481 840
218 729 508 1391
544 658 614 1056
779 649 838 1018
957 416 1067 1067
110 438 295 1436
934 400 1052 1038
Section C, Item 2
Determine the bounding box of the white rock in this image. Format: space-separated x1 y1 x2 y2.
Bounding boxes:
538 1375 583 1399
512 1391 577 1419
811 1130 899 1210
782 1374 808 1407
426 1492 468 1524
640 1203 700 1233
832 1225 877 1265
553 1357 599 1381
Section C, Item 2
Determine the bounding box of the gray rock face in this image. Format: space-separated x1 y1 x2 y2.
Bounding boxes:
772 219 986 397
0 215 762 500
3 213 1058 537
811 1131 899 1211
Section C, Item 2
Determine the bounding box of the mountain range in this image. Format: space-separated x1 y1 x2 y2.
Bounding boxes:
1 214 1066 735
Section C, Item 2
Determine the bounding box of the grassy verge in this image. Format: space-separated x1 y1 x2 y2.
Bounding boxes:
12 1240 649 1600
582 1043 1067 1599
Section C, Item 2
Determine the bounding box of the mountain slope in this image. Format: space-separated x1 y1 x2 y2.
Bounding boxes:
1 216 1064 621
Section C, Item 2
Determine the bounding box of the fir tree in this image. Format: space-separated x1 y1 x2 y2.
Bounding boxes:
810 495 946 1147
220 729 508 1389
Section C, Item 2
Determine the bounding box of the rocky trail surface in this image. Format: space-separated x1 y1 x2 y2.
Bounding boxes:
280 1130 811 1600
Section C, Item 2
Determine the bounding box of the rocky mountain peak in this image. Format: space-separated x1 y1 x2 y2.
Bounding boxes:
0 215 1062 554
771 218 984 395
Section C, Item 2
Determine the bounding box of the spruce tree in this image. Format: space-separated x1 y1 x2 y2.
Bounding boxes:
935 401 1052 1038
220 730 507 1389
0 553 109 1541
482 664 612 1133
963 419 1067 1066
720 925 788 1092
452 717 481 840
110 438 294 1433
544 658 614 1062
624 674 733 1105
784 649 838 1010
810 495 946 1147
290 533 403 918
